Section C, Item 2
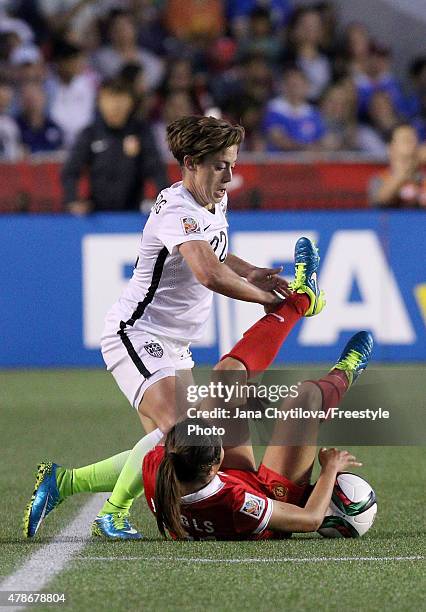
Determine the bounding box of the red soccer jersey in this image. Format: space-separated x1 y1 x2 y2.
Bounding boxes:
143 446 275 540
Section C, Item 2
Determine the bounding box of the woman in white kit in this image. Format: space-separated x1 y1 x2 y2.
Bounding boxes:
102 115 290 433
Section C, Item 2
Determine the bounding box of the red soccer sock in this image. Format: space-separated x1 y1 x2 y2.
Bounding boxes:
307 369 350 417
221 293 310 376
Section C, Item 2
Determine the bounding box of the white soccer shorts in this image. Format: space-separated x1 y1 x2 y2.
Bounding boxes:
101 328 194 410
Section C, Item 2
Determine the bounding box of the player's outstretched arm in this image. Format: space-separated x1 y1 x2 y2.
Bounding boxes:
268 448 362 533
225 253 291 296
179 240 280 306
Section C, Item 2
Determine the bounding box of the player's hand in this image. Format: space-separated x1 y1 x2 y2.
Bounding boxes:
318 448 362 472
68 200 92 216
247 266 292 297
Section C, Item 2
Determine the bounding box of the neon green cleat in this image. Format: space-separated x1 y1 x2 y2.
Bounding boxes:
333 331 374 387
92 513 143 540
290 237 326 317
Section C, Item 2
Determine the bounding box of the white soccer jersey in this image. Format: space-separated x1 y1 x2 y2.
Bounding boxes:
104 181 229 342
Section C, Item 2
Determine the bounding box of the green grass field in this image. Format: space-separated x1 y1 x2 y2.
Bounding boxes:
1 369 425 612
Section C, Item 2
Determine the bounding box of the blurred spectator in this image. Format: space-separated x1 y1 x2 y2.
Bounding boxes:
285 6 331 101
352 43 406 119
214 53 273 120
0 4 41 82
47 39 97 147
156 57 211 115
0 30 30 81
314 1 338 59
263 65 325 152
206 36 237 76
131 0 167 57
238 99 266 152
0 78 21 160
320 81 386 156
118 61 148 117
236 7 281 66
8 0 49 46
337 22 371 80
369 124 426 207
0 7 35 47
36 0 117 47
16 81 63 154
8 45 46 102
367 90 401 145
165 0 224 41
119 60 145 91
212 53 272 151
61 76 167 215
226 0 292 40
407 56 426 141
92 10 164 92
152 90 195 160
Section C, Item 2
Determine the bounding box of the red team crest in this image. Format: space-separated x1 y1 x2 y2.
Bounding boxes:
272 484 288 500
181 216 201 235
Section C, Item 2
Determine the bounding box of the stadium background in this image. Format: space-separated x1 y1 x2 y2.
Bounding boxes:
0 1 425 611
0 0 425 368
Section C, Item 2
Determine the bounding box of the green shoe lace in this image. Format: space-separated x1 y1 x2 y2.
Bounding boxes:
334 349 363 386
289 262 307 291
112 512 131 530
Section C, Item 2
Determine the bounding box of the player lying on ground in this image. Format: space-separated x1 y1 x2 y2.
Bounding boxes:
145 330 374 540
24 236 325 539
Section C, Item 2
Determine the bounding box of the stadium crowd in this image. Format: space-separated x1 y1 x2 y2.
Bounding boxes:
0 0 425 162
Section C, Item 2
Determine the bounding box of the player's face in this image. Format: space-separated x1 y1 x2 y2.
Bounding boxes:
192 145 238 207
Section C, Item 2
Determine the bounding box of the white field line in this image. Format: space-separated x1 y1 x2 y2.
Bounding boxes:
79 555 425 564
0 493 105 610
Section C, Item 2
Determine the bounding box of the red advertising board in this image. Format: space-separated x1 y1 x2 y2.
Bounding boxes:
0 159 386 213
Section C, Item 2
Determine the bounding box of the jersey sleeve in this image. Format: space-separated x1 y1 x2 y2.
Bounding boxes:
231 488 273 537
155 204 208 254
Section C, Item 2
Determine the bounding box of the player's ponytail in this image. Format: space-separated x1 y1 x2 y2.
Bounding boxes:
154 419 222 539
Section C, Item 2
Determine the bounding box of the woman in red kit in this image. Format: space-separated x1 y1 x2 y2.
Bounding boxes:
143 330 373 540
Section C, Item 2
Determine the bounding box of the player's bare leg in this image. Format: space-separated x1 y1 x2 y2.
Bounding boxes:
262 382 322 485
139 368 195 432
137 376 181 433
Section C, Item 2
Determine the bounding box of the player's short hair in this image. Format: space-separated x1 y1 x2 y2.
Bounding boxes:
166 115 245 165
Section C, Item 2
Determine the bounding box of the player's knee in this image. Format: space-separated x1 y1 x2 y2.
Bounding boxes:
297 381 321 406
137 400 175 434
156 413 176 434
214 356 247 373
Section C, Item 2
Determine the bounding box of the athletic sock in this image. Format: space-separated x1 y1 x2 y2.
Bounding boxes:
222 293 310 376
308 369 349 417
99 427 164 515
56 450 131 499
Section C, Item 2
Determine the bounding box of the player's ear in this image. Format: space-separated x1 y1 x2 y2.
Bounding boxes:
183 155 196 171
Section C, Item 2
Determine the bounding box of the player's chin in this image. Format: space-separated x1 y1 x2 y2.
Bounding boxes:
213 189 226 200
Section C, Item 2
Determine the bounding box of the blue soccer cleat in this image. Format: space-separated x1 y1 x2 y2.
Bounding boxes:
290 237 325 316
92 513 143 540
333 331 374 387
23 462 62 538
